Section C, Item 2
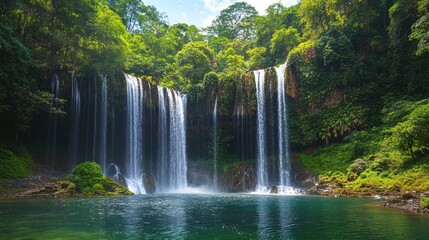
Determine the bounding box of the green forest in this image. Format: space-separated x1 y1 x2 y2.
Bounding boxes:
1 0 429 198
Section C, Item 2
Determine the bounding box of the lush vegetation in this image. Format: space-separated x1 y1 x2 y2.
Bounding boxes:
67 161 132 196
300 100 429 195
0 0 428 195
0 145 34 179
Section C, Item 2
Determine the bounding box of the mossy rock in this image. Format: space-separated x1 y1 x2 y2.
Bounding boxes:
67 162 133 196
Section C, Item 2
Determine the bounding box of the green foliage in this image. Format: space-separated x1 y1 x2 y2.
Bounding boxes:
382 100 429 163
301 99 429 193
270 27 301 64
247 47 266 70
67 161 104 192
298 143 355 175
410 0 429 55
317 29 353 70
67 161 132 195
175 41 214 85
298 0 346 38
319 105 367 145
0 145 34 179
347 159 367 181
421 196 429 208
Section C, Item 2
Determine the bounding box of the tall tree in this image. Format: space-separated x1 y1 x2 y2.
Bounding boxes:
175 41 214 85
108 0 142 32
207 2 257 40
298 0 345 38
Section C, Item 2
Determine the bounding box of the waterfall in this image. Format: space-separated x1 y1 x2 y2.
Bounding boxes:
167 89 188 191
254 69 268 191
92 79 98 162
147 82 154 168
47 74 60 166
69 73 81 168
275 61 291 187
99 76 108 174
157 86 168 192
213 96 218 191
235 83 245 161
125 74 145 194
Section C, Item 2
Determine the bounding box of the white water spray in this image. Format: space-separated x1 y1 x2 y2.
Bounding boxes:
254 69 268 192
125 74 145 194
275 61 291 187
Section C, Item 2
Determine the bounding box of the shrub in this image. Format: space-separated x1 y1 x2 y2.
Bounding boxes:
67 161 104 192
67 161 132 195
420 196 429 209
0 145 34 179
347 159 367 181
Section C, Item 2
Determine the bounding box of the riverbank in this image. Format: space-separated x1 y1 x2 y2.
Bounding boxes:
0 164 67 198
0 162 132 198
307 182 429 214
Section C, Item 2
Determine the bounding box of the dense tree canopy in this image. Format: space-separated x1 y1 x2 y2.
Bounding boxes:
0 0 428 150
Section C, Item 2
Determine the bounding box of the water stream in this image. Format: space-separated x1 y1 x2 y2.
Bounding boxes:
254 69 268 191
125 74 145 194
213 96 218 191
275 61 291 187
99 76 108 174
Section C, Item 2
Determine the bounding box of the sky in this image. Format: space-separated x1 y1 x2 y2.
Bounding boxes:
143 0 300 28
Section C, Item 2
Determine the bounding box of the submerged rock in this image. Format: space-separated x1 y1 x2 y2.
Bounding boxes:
269 185 278 194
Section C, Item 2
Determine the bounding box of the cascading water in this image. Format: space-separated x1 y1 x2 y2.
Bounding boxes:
275 61 291 187
213 96 218 191
99 76 108 174
254 69 268 192
92 79 98 162
69 73 81 168
157 86 168 192
47 74 60 166
166 89 188 191
125 74 145 194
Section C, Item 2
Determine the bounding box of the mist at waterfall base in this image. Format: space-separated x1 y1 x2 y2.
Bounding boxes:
45 61 299 194
2 195 429 240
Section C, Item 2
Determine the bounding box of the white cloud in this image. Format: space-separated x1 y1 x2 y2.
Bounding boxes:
201 15 216 28
241 0 298 14
200 0 298 28
203 0 234 13
203 0 298 15
181 12 187 20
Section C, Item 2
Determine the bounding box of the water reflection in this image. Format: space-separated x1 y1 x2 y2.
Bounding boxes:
278 197 293 239
256 196 295 239
257 197 269 238
1 195 429 239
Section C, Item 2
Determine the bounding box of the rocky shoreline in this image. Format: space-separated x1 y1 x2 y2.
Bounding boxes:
1 167 428 215
379 192 429 214
308 183 429 214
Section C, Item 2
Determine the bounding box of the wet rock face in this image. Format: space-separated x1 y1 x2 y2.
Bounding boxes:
269 185 278 194
187 162 212 188
143 173 156 194
222 164 256 192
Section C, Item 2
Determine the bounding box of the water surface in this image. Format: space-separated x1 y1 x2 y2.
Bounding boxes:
1 194 428 239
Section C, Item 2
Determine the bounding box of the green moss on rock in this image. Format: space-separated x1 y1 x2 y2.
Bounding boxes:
67 162 132 196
